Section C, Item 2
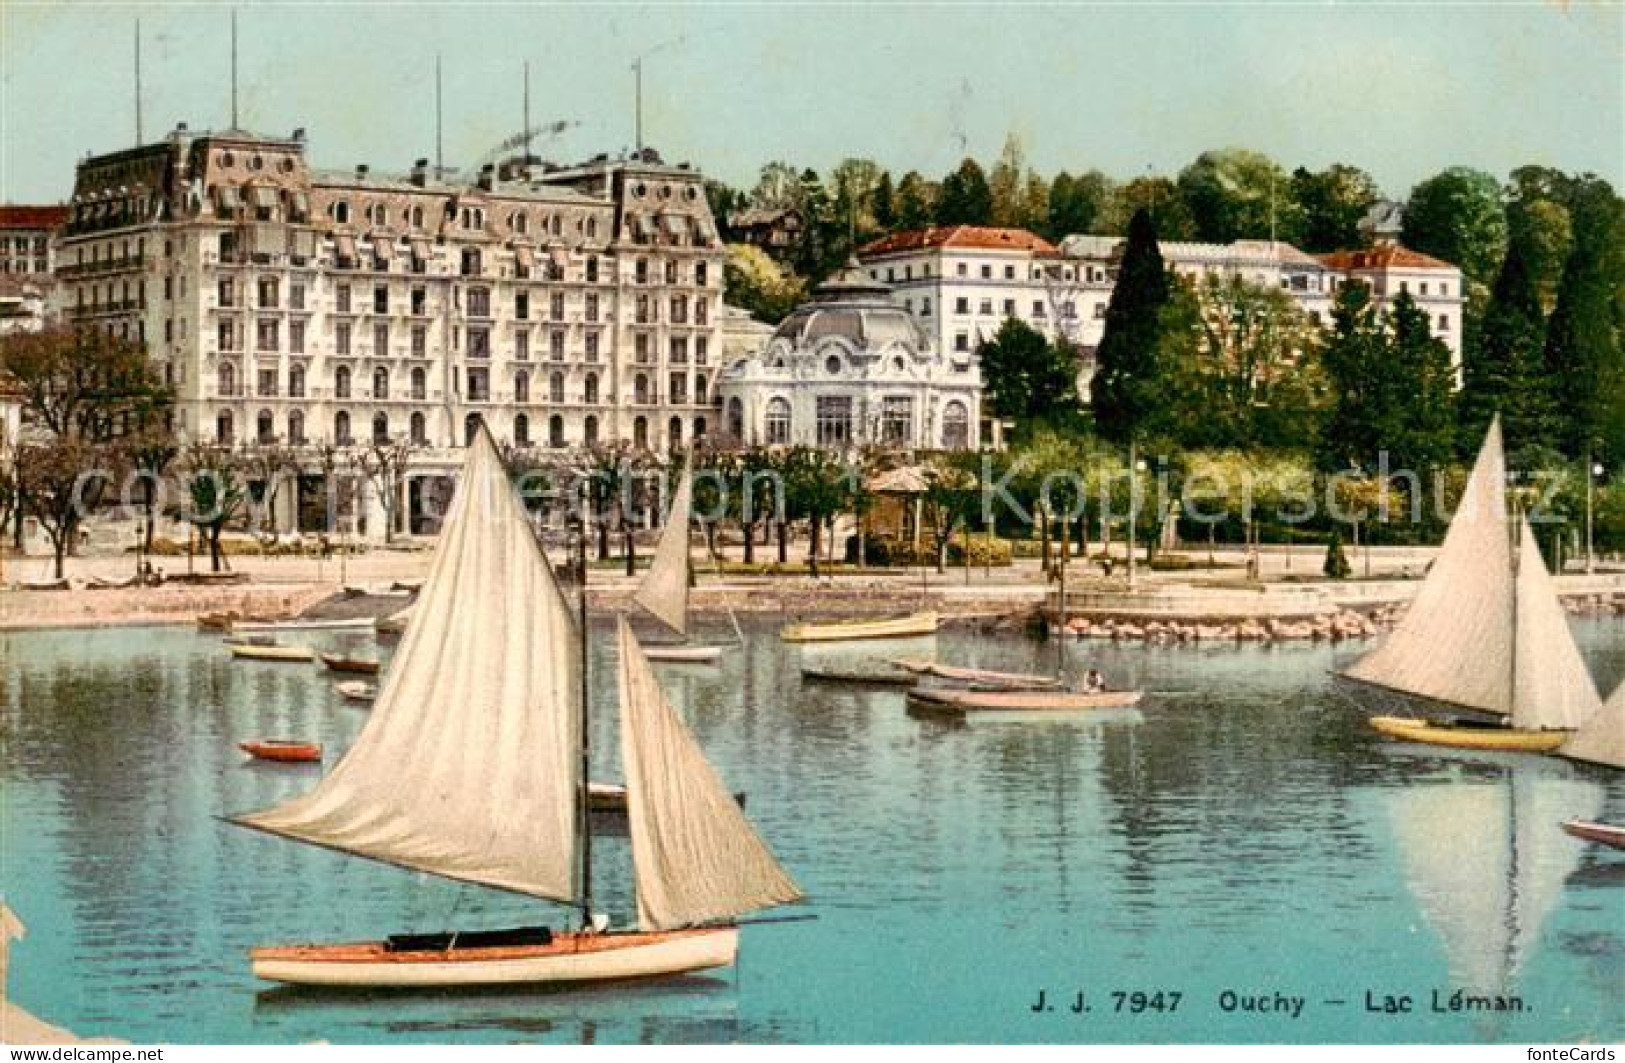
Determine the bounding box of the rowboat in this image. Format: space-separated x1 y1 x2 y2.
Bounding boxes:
320 653 381 675
1560 820 1625 851
641 643 724 663
232 430 802 989
780 611 939 643
890 657 1060 689
233 617 377 634
1339 418 1597 753
240 740 323 763
1367 715 1566 753
801 665 916 686
906 685 1143 715
375 608 413 636
230 644 315 663
334 680 377 703
222 634 278 647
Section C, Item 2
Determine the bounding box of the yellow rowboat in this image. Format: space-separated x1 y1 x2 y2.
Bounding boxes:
780 610 939 643
1367 715 1567 753
230 643 316 663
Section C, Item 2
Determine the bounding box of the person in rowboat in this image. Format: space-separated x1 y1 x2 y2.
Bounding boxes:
1083 669 1106 693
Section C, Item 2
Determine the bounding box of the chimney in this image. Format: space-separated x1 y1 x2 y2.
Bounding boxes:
291 127 306 143
410 159 429 187
355 163 370 181
477 163 495 192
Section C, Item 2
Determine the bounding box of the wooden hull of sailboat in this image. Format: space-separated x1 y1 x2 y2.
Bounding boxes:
1561 820 1625 851
233 617 376 634
250 927 739 988
907 686 1143 714
230 644 315 663
240 740 323 763
641 643 725 663
320 653 381 675
1367 715 1567 753
780 611 939 643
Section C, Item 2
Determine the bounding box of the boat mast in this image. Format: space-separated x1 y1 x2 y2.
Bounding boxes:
1507 473 1519 722
576 523 594 930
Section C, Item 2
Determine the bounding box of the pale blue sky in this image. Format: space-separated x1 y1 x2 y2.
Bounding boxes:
1 2 1621 205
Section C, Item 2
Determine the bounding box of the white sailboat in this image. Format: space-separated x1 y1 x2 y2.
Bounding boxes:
233 431 801 988
1560 678 1625 771
1338 417 1601 753
634 466 736 662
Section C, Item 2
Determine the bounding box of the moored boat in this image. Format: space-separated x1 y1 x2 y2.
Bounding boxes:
1560 680 1624 771
240 740 322 763
889 657 1061 689
334 680 377 703
629 465 732 663
230 643 315 663
642 643 724 663
320 653 381 675
232 617 376 634
780 610 939 643
1338 418 1599 753
231 431 802 988
1560 820 1625 851
905 685 1143 715
801 664 916 686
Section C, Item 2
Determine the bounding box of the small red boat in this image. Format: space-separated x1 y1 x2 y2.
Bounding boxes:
240 739 323 763
1562 820 1625 851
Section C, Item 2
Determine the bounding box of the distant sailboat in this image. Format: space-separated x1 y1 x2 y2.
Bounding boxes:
634 465 735 662
1561 679 1625 771
1339 417 1601 753
232 431 801 987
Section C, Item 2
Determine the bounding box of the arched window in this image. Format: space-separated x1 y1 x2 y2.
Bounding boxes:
633 416 648 450
549 415 565 448
515 413 530 447
585 217 598 240
218 362 236 395
942 401 969 450
549 371 565 404
513 211 528 235
410 205 424 229
584 415 598 447
372 366 389 399
668 417 683 449
334 410 352 445
584 372 599 404
217 410 234 444
335 365 351 399
411 366 426 400
409 411 426 445
333 200 350 224
694 417 707 440
634 373 649 404
372 412 390 444
464 413 482 446
514 370 529 404
288 409 305 445
257 409 275 444
727 397 743 439
766 396 791 445
289 364 305 398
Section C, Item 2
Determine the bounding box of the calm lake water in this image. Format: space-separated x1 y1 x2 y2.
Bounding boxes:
3 618 1622 1044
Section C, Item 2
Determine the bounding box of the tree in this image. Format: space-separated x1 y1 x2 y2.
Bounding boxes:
1047 170 1116 241
937 158 993 226
705 179 745 240
1091 208 1172 443
1101 176 1196 240
781 447 852 576
124 429 178 554
352 437 415 544
749 161 803 212
1401 167 1507 288
724 243 807 325
1504 169 1574 311
181 443 247 573
895 171 934 231
1383 291 1459 477
0 326 169 442
1290 164 1380 253
1176 148 1304 245
976 317 1081 425
1459 234 1557 454
17 436 116 579
919 453 978 572
1318 281 1388 471
1542 178 1624 460
1323 528 1352 579
988 133 1032 228
871 171 896 231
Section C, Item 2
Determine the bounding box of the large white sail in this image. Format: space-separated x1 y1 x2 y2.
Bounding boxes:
1341 418 1514 715
1562 680 1625 770
633 469 693 636
1387 768 1596 994
616 617 803 930
235 431 582 902
1510 519 1600 732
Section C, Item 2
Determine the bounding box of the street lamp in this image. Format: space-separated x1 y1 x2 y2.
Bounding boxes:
1586 453 1604 575
1126 444 1147 591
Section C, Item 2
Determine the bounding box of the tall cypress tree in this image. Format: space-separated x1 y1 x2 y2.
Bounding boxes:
1090 208 1170 443
1318 281 1386 470
1384 292 1458 476
1460 235 1556 454
1543 181 1624 459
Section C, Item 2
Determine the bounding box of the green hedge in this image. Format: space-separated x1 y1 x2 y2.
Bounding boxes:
855 535 1013 567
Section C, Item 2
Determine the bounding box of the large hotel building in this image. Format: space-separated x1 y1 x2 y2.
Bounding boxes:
58 124 725 531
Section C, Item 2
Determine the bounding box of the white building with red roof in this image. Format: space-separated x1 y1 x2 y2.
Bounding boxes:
1316 245 1465 365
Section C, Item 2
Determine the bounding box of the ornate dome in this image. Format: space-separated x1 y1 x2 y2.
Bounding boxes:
770 258 929 354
